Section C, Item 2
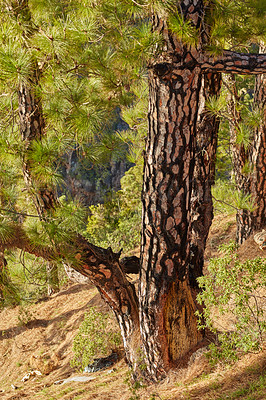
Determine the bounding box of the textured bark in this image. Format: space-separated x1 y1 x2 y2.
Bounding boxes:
138 0 266 379
225 74 253 244
200 51 266 75
251 47 266 231
73 236 141 371
120 256 140 274
226 45 266 243
140 3 205 379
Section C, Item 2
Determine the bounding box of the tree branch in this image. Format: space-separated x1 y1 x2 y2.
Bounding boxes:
200 51 266 75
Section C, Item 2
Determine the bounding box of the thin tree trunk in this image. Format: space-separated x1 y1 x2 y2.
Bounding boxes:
251 44 266 231
226 74 253 244
18 82 60 294
12 0 60 294
190 72 221 287
226 44 266 242
0 251 8 303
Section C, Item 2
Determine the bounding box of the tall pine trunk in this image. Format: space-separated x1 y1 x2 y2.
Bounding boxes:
139 11 205 378
12 0 60 294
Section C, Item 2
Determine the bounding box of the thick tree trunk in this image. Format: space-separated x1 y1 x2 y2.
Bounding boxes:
139 0 266 379
140 48 204 379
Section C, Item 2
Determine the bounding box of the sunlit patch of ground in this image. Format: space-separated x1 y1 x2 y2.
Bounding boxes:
0 215 265 400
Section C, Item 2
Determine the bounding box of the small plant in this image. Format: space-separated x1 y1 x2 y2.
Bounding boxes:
149 394 163 400
17 305 36 326
125 370 144 400
196 242 266 365
71 307 121 371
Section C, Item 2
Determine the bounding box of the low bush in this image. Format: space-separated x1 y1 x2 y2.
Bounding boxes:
71 307 122 371
197 242 266 364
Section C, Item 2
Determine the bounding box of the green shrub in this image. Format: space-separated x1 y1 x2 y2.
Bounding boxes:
196 242 266 364
71 307 121 371
17 304 36 326
212 179 256 216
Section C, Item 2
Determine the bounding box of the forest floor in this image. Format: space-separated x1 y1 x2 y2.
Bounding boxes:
0 214 265 400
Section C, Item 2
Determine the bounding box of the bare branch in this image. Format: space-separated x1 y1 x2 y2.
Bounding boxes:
0 208 40 218
200 51 266 75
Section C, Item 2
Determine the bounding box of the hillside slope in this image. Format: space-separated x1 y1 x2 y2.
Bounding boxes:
0 215 265 400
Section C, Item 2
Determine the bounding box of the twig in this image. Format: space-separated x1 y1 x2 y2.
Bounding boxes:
212 195 238 211
0 208 40 218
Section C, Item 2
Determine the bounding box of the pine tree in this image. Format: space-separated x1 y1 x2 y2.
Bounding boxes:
215 45 265 244
0 0 127 294
0 0 265 381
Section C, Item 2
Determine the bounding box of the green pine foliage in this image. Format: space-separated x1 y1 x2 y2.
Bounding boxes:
0 262 21 307
0 0 153 300
210 72 261 214
207 0 266 53
84 75 147 254
212 180 256 215
85 163 143 253
168 13 199 46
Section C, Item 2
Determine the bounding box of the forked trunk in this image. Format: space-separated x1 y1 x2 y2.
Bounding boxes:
2 0 266 383
74 236 141 371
